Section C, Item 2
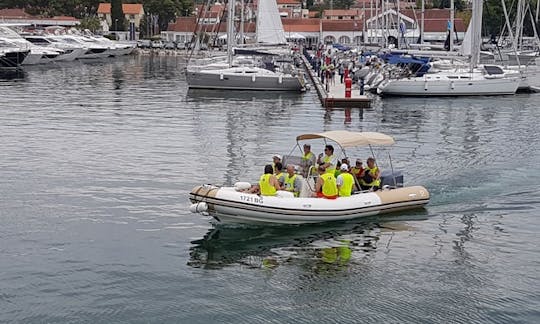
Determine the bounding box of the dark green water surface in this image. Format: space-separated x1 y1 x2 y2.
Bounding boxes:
1 56 539 323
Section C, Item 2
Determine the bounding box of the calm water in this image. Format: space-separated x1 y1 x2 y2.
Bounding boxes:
1 55 539 323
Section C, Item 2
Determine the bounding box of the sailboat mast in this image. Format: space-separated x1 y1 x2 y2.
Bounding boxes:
450 0 454 51
420 0 424 44
226 0 234 66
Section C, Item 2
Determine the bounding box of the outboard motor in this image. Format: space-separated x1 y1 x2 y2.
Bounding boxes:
380 170 404 188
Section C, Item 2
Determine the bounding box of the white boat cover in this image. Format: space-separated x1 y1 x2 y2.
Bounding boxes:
296 131 395 147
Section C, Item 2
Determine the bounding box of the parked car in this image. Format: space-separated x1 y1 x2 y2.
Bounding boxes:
151 40 163 49
164 41 176 49
137 39 151 48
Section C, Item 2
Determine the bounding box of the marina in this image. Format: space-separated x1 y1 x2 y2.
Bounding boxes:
1 0 540 322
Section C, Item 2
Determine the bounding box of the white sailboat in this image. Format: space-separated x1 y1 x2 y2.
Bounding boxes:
377 0 520 96
186 0 305 91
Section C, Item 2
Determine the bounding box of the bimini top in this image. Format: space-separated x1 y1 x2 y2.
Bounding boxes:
296 130 395 148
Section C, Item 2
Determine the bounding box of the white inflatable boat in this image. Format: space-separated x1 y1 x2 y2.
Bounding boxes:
189 131 430 225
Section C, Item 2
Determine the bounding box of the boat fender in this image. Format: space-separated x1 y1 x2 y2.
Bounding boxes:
450 81 454 90
278 75 283 83
189 202 208 213
252 75 256 82
220 73 224 80
234 182 252 191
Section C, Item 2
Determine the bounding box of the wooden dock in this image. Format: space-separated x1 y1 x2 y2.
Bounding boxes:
301 55 372 108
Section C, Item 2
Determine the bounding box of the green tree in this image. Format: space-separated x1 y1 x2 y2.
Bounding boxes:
111 0 125 31
143 0 192 32
78 16 101 32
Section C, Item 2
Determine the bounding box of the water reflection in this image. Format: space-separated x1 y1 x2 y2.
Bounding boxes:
188 212 428 270
324 107 366 124
0 69 26 81
186 88 304 103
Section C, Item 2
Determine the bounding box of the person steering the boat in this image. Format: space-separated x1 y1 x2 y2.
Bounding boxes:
284 164 301 197
359 157 381 191
259 164 281 196
300 144 316 177
313 165 338 199
336 164 354 197
317 145 338 175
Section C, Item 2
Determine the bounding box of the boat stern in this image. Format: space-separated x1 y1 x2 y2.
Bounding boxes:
375 186 430 212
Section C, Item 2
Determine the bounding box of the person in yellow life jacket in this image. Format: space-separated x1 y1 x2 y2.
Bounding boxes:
360 157 381 191
274 162 285 188
300 144 316 177
271 154 282 172
316 144 338 175
284 164 301 197
313 165 338 199
336 163 354 197
350 159 364 190
259 164 281 196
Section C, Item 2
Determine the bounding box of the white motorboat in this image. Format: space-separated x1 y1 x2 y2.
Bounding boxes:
189 131 430 225
377 65 521 96
0 39 29 69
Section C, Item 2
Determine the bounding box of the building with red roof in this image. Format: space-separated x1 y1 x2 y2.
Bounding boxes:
0 8 79 26
161 6 467 48
97 3 145 30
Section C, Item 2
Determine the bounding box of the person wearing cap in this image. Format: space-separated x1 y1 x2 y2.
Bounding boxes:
272 154 282 172
300 144 316 177
316 144 338 175
284 164 301 197
313 165 338 199
336 163 354 197
360 157 381 191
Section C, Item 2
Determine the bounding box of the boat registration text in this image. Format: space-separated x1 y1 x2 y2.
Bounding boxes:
239 195 264 204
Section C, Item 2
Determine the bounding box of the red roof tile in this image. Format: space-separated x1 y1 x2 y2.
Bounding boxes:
0 8 31 18
97 3 144 15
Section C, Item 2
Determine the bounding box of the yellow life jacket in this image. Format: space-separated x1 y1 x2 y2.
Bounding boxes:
338 172 354 197
321 173 338 197
302 151 314 162
259 174 277 196
275 172 285 186
284 174 299 197
351 166 362 178
323 155 336 175
360 166 380 187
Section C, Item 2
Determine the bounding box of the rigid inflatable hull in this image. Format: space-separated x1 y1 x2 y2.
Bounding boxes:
189 185 430 224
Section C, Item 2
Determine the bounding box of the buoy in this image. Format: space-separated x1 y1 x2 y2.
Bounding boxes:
189 202 208 213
